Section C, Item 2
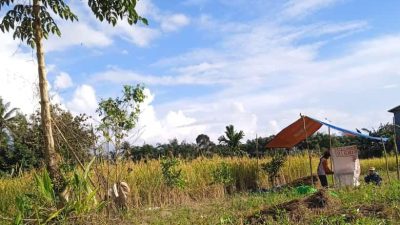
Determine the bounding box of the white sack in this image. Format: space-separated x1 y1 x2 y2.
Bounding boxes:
331 146 360 187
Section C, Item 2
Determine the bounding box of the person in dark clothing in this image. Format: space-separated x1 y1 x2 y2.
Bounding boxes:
317 151 334 188
364 167 382 186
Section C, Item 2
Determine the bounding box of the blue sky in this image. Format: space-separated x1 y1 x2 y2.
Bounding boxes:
1 0 400 144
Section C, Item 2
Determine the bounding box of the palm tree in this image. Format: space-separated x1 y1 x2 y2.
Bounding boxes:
218 125 245 154
0 97 18 148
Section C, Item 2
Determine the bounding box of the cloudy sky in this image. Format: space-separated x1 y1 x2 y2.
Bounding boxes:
1 0 400 144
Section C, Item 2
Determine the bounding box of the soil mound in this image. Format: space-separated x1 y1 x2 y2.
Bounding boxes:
246 189 337 224
285 175 320 188
303 189 333 209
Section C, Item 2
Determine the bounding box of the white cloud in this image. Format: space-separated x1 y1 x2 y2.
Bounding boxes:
99 0 189 46
161 14 190 32
54 72 73 90
92 67 227 86
113 22 161 47
67 85 98 115
88 13 398 144
282 0 340 18
383 84 398 89
0 34 40 114
45 22 112 52
140 28 400 143
39 0 189 51
134 89 206 144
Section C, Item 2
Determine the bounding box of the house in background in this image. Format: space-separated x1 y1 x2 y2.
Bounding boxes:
388 105 400 150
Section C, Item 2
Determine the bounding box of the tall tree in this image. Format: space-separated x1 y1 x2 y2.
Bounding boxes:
218 125 245 155
0 0 147 193
196 134 213 156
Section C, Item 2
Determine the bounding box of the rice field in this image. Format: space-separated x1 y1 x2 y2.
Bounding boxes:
1 154 399 220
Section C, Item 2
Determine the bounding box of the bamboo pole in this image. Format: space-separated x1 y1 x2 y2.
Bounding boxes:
393 135 399 180
287 148 292 182
328 126 335 186
381 139 391 183
255 134 259 188
52 122 102 200
393 117 400 180
301 115 314 186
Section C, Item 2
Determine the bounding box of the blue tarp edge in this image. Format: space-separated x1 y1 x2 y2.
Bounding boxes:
308 116 389 142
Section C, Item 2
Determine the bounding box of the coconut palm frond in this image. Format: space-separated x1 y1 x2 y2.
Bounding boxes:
4 108 19 121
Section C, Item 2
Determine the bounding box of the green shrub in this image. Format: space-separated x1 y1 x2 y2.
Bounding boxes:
212 162 234 186
261 153 287 186
13 159 104 224
160 157 186 189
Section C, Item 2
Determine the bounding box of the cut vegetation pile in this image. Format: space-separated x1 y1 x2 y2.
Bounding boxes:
246 189 340 224
284 175 320 188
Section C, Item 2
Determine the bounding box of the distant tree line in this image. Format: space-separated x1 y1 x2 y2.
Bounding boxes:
0 96 396 175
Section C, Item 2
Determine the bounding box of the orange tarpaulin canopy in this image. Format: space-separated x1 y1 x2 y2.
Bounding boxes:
266 116 322 148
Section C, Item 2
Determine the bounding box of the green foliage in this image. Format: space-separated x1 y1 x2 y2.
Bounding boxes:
97 85 146 151
48 105 95 166
0 97 18 150
212 162 234 186
218 215 235 225
160 157 185 189
196 134 214 156
66 158 104 214
13 160 103 224
88 0 148 26
0 0 146 48
311 215 348 225
261 152 287 184
218 125 245 155
0 104 95 173
34 170 56 202
0 0 78 48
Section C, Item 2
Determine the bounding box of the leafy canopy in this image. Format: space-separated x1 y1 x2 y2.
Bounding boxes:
96 84 146 144
218 124 245 151
0 0 147 48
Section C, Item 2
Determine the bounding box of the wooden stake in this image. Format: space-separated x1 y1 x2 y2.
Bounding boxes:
392 117 400 180
301 115 314 186
287 148 292 182
393 134 399 180
255 134 259 188
381 139 391 183
328 126 335 186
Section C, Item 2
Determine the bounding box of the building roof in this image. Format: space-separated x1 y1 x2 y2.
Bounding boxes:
388 105 400 113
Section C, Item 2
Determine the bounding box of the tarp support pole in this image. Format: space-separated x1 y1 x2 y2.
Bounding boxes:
256 134 260 188
328 126 335 186
381 139 391 183
287 148 292 182
393 135 399 180
302 115 314 186
393 117 400 180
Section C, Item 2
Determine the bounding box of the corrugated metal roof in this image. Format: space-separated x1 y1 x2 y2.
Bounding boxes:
389 105 400 113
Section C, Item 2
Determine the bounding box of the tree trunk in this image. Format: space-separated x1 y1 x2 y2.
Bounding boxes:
33 0 65 193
